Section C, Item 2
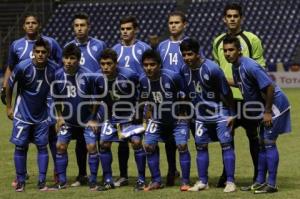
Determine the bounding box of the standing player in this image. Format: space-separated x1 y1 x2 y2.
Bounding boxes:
50 43 104 191
112 16 150 187
6 38 58 192
156 10 189 185
2 13 62 102
180 38 237 193
212 2 265 188
223 36 291 194
140 49 191 191
97 49 146 191
1 13 62 187
64 12 107 187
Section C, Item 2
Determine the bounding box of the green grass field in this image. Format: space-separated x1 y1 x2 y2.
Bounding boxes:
0 88 299 199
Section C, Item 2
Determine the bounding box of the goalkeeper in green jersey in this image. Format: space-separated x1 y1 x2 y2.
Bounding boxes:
212 2 266 191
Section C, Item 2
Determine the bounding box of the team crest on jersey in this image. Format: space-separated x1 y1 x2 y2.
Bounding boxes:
79 79 85 85
30 51 34 59
241 72 246 79
203 74 209 80
121 82 127 88
164 83 170 89
137 49 142 55
92 45 98 51
224 131 230 138
180 129 186 135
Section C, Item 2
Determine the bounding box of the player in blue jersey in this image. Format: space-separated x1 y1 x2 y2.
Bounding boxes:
223 36 291 194
64 12 106 187
6 38 58 192
140 49 191 191
96 49 146 191
112 16 150 187
180 38 237 193
155 10 190 185
65 12 106 72
157 11 188 74
49 43 105 191
2 13 61 102
1 13 62 186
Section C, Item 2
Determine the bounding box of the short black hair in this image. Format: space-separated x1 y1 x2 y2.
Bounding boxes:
180 38 200 54
23 13 40 24
33 37 50 52
223 35 242 50
168 10 187 23
120 16 138 29
63 43 81 60
100 49 118 63
73 12 90 24
142 49 161 65
223 2 243 16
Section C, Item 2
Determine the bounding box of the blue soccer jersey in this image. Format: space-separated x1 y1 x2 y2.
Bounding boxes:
7 35 62 69
112 40 150 75
183 59 233 122
157 37 189 74
65 37 106 72
52 67 106 126
139 69 186 124
232 56 291 134
8 58 58 123
99 67 141 124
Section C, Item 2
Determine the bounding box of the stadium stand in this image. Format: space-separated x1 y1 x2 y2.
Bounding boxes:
186 0 300 70
42 1 177 47
1 0 300 72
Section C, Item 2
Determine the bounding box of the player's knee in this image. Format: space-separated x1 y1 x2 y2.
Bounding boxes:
37 145 48 153
221 142 233 151
86 143 97 153
99 141 111 153
263 139 276 149
56 143 67 153
196 144 208 151
15 145 27 153
177 144 188 153
131 140 142 150
144 144 157 154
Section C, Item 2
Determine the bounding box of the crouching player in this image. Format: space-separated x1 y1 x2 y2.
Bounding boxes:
50 43 105 190
140 49 191 191
180 38 237 193
223 36 291 194
97 49 146 191
6 38 58 192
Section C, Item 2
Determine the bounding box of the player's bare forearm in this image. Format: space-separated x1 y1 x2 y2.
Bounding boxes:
6 86 13 120
2 66 12 88
263 84 274 113
5 85 13 108
55 103 65 131
262 84 274 127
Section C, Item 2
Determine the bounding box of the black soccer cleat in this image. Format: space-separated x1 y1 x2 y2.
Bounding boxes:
97 182 115 191
134 179 145 191
254 184 278 194
38 181 48 191
15 181 25 192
